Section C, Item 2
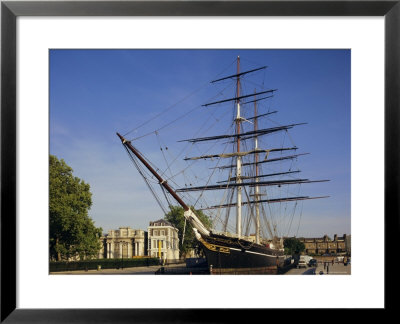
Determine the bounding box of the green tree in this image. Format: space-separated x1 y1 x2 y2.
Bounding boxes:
283 237 305 255
49 155 102 261
164 206 212 257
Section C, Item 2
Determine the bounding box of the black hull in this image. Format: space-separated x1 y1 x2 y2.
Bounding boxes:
198 233 285 273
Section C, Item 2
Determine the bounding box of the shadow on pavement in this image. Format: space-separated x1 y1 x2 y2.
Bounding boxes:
302 268 317 275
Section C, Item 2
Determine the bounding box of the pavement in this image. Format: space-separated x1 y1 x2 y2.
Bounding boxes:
51 261 351 275
284 261 351 275
316 261 351 275
50 263 187 275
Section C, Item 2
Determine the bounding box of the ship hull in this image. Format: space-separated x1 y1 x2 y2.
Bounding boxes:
198 233 285 274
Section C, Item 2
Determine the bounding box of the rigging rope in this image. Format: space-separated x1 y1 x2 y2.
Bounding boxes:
120 58 310 244
212 170 233 229
295 200 305 237
128 104 202 141
237 236 254 250
124 83 210 138
223 189 235 232
192 133 232 209
124 146 168 215
124 59 237 139
162 108 233 183
160 184 173 210
130 82 232 143
243 185 256 237
156 131 174 180
286 200 298 237
261 200 274 239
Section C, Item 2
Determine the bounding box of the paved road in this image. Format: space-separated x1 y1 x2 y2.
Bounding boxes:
284 262 351 275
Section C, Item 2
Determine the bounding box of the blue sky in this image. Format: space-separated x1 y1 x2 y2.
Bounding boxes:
50 49 350 238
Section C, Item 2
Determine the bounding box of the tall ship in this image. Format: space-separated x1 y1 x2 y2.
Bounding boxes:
117 56 329 274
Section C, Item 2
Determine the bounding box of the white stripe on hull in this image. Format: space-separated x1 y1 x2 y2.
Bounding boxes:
229 247 284 258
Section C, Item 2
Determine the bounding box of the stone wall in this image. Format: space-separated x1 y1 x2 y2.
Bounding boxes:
99 227 147 259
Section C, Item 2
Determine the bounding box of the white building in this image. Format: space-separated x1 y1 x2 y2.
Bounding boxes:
99 227 146 259
148 219 179 261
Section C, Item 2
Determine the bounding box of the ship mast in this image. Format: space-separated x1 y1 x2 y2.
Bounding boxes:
254 89 261 244
118 58 330 247
235 56 242 239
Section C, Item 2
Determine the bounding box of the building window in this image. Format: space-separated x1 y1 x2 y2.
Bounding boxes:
161 230 165 236
154 230 158 236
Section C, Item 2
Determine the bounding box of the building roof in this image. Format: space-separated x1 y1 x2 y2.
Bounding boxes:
285 234 349 242
149 219 175 228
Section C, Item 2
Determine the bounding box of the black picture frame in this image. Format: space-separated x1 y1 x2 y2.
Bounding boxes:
1 0 398 322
